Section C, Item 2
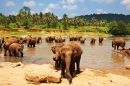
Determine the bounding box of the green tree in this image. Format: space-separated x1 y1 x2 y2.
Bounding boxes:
61 14 68 30
108 21 118 34
117 20 127 35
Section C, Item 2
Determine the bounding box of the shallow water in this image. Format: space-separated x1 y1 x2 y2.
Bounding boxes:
0 36 130 70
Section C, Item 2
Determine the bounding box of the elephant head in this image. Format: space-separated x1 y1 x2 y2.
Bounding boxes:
51 43 64 70
99 36 104 43
60 45 77 84
16 44 24 57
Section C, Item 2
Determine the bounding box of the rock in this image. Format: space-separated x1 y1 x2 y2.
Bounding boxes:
0 62 24 68
125 65 130 70
24 64 61 83
48 71 61 83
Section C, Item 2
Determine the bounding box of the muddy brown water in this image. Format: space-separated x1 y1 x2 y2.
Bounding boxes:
0 36 130 70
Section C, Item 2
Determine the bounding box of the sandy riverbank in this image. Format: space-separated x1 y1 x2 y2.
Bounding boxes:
0 62 130 86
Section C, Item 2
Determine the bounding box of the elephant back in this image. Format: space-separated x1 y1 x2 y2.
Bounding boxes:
65 42 82 56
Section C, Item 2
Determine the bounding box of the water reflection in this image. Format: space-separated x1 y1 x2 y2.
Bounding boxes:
4 56 23 62
111 51 124 64
99 43 103 46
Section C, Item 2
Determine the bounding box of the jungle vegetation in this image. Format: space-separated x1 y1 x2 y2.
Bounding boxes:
0 6 130 35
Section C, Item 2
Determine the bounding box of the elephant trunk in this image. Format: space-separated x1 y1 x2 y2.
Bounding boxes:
53 51 60 61
65 55 72 84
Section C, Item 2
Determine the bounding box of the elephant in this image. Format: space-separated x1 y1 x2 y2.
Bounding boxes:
32 36 42 43
60 42 82 84
51 43 65 70
90 38 96 44
80 38 86 43
3 38 19 56
120 48 130 56
99 36 104 43
112 37 126 50
45 36 55 42
25 36 36 47
55 36 65 43
75 36 82 41
9 43 24 57
69 36 74 41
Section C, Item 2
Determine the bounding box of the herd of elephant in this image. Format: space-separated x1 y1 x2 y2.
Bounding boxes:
0 35 127 84
0 35 42 57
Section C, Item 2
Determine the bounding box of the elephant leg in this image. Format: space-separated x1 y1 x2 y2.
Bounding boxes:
114 45 116 50
4 49 7 56
61 61 66 78
21 52 23 57
33 44 35 47
76 56 81 74
58 60 61 69
9 49 12 56
117 45 119 50
55 61 58 70
27 43 29 47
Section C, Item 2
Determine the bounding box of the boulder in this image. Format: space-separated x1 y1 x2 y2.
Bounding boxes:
125 65 130 70
48 71 61 83
24 64 61 83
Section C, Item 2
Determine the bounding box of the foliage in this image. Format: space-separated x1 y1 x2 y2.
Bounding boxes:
0 6 130 36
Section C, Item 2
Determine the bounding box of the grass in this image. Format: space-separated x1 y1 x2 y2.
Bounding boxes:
0 25 112 37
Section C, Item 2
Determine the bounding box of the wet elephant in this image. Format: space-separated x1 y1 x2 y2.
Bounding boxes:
55 36 65 43
69 36 74 41
51 43 65 70
90 38 96 44
45 36 55 42
60 42 82 84
3 38 19 56
80 38 86 43
75 36 82 41
99 36 104 43
112 37 126 50
25 36 36 47
33 36 42 43
9 43 24 57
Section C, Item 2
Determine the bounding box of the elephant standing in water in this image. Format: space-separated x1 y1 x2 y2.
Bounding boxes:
9 43 24 57
60 42 82 84
99 36 104 43
112 37 126 50
90 38 96 44
3 38 19 56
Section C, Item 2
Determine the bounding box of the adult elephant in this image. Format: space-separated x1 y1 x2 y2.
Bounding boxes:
3 38 19 56
90 38 96 44
51 43 65 70
45 36 55 42
80 38 86 43
99 36 104 43
60 42 82 84
69 36 74 41
55 36 65 43
26 36 36 47
112 37 126 50
33 36 42 43
75 36 82 41
9 43 24 57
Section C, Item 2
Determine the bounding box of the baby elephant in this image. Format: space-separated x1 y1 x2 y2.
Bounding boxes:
9 43 24 57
